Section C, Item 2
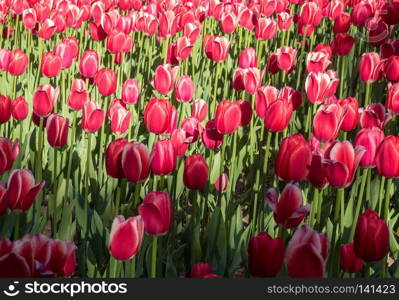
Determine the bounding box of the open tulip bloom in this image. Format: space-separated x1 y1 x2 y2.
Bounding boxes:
0 0 398 282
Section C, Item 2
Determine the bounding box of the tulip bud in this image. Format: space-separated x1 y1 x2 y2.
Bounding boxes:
375 135 399 178
46 114 69 148
183 154 209 190
337 97 359 131
94 68 117 96
299 2 322 26
354 210 389 262
122 142 150 182
109 215 144 261
305 71 339 104
277 12 293 31
306 51 331 74
11 96 28 121
239 48 257 69
248 232 285 277
105 138 128 179
255 86 279 118
333 12 350 33
79 50 99 78
7 49 28 76
313 103 345 142
175 75 194 102
254 17 277 40
68 79 89 111
340 243 364 273
286 225 328 277
384 56 399 82
55 41 73 69
215 173 228 191
359 52 383 83
150 140 177 175
354 127 384 168
139 191 172 235
386 83 399 114
40 52 62 77
0 138 19 174
215 100 241 134
359 103 391 129
151 64 179 94
332 33 355 56
266 184 309 229
203 35 230 62
191 99 208 122
144 98 175 134
264 98 293 132
122 79 140 104
33 84 59 118
190 262 214 278
3 169 45 211
275 133 312 181
201 120 224 149
107 99 131 135
275 46 297 74
82 101 105 133
0 95 12 124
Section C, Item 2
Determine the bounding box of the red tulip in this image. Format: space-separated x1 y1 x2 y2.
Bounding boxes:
264 98 293 132
277 12 293 31
170 129 189 157
190 262 214 278
333 12 350 33
150 140 176 176
203 35 230 62
151 64 179 95
158 10 178 39
307 149 329 189
0 49 11 71
7 49 28 76
368 21 389 47
0 138 19 175
144 98 175 134
359 103 391 129
191 99 208 122
175 75 194 102
121 142 150 183
122 78 140 104
275 46 297 74
79 50 99 79
63 37 79 60
201 120 224 149
107 30 133 53
94 68 117 96
313 103 345 142
55 41 73 69
380 2 399 25
384 56 399 82
0 95 12 124
183 22 201 44
340 243 364 273
337 97 359 131
181 117 200 143
248 232 285 277
23 8 37 30
299 2 322 26
239 47 257 69
255 85 279 118
10 96 27 122
233 68 264 95
109 215 144 261
215 100 241 134
322 141 365 188
46 114 69 148
38 19 57 40
266 183 310 229
40 51 62 77
354 127 385 168
332 33 355 56
33 84 59 118
107 99 131 135
3 169 45 211
215 173 228 191
359 52 383 83
68 79 89 111
354 210 389 262
82 101 105 133
306 51 331 74
375 135 399 178
105 138 128 179
254 17 277 40
305 71 339 104
275 133 312 181
286 225 328 278
139 191 172 235
386 82 399 114
183 154 209 190
351 2 373 26
237 99 252 127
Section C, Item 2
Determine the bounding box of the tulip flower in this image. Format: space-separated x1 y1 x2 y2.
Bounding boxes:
237 99 252 127
181 117 200 143
40 51 62 77
82 101 105 133
46 114 69 148
307 149 329 189
351 2 373 26
337 97 359 131
353 210 389 262
215 173 228 191
3 169 45 211
384 56 399 82
220 12 238 34
266 184 310 229
33 84 59 118
275 133 312 181
191 99 208 122
299 2 322 26
107 99 131 135
380 2 399 25
151 64 179 95
183 154 209 190
239 48 257 69
11 96 28 121
322 141 365 188
122 142 150 183
215 100 241 134
305 71 339 104
107 30 133 53
333 12 350 33
203 35 230 62
354 127 384 168
286 225 329 278
109 215 144 261
254 17 277 40
233 68 264 95
386 82 399 114
122 78 140 104
0 95 12 124
68 79 89 111
139 191 172 235
0 49 11 71
144 98 175 135
264 98 293 132
248 232 285 277
368 21 389 47
312 103 345 142
201 120 224 149
275 46 297 74
158 10 178 39
94 68 117 96
306 51 331 74
22 8 37 30
340 243 364 273
175 75 194 102
375 135 399 178
38 19 57 40
277 12 293 31
0 138 19 175
7 49 28 76
79 50 99 78
150 140 177 176
170 129 189 157
105 138 128 179
359 52 383 83
55 41 73 69
359 103 391 129
190 262 214 278
332 33 355 56
255 86 279 118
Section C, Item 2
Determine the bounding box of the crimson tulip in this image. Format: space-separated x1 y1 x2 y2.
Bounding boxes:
11 96 28 121
375 135 399 178
79 49 99 78
41 51 62 77
340 243 364 273
0 138 19 175
33 84 59 118
354 127 384 168
150 140 177 176
46 114 69 148
122 78 140 104
7 49 28 76
139 191 172 235
105 138 128 179
82 101 105 133
313 103 345 142
215 100 241 134
183 154 209 190
151 64 179 95
175 75 194 102
68 79 89 111
122 142 150 183
144 98 175 135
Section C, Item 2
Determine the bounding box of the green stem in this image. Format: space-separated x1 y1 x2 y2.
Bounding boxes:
350 168 369 240
151 235 158 278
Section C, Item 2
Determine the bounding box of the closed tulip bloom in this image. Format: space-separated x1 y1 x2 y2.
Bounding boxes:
375 135 399 178
279 86 302 111
139 191 172 235
239 47 257 69
105 138 128 179
333 12 351 33
238 99 253 127
63 37 79 60
386 83 399 114
82 101 105 133
109 215 144 261
233 68 264 95
38 19 57 40
254 17 277 40
286 225 329 278
220 12 238 34
68 79 89 111
158 10 178 39
299 2 322 26
174 36 194 62
215 100 242 134
79 50 99 78
150 140 176 176
306 51 331 74
183 154 209 190
305 71 339 104
107 99 131 135
122 79 140 104
33 85 59 118
313 103 345 142
277 12 293 31
340 243 364 273
267 184 310 229
171 129 189 157
191 99 208 122
214 173 228 191
276 46 297 74
0 95 12 124
144 98 175 134
55 41 73 70
23 8 37 29
3 169 45 211
359 52 383 83
121 142 150 183
40 51 62 77
354 127 384 168
264 98 293 132
12 96 28 121
107 30 133 53
202 119 224 149
255 85 279 118
351 1 373 26
275 133 312 181
307 150 329 189
354 210 389 262
0 49 11 71
0 138 19 175
190 262 214 278
322 141 366 188
46 114 69 148
203 35 230 62
359 103 391 129
368 21 389 48
380 2 399 25
181 117 200 143
175 75 194 102
337 97 359 131
248 232 285 277
384 56 399 82
151 64 179 95
94 68 117 96
7 49 28 76
332 33 355 56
